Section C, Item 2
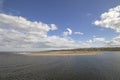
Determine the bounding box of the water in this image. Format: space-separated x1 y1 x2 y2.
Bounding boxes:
0 52 120 80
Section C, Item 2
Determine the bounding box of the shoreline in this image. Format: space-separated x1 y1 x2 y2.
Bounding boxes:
23 51 103 56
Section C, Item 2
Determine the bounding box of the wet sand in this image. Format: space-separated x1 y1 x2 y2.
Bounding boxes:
24 51 102 56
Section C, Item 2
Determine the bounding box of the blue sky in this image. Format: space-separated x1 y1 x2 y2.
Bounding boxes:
0 0 120 51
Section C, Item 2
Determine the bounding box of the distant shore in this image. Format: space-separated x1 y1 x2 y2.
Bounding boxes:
23 51 102 56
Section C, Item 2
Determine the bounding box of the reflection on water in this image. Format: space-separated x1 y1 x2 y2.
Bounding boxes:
0 52 120 80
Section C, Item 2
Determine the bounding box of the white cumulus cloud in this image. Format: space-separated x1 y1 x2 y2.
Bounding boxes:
93 37 105 42
50 24 58 30
106 35 120 47
94 5 120 47
74 32 84 35
0 13 81 49
94 5 120 32
63 28 83 36
87 37 106 43
63 28 72 36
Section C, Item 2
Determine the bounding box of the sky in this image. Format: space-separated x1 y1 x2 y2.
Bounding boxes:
0 0 120 51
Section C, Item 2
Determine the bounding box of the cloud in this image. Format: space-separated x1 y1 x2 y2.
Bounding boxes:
85 35 120 47
86 37 106 43
74 32 84 35
83 37 106 47
93 37 105 42
63 28 84 36
0 13 81 49
94 5 120 32
50 24 58 30
43 36 79 48
63 28 72 36
94 5 120 47
106 35 120 47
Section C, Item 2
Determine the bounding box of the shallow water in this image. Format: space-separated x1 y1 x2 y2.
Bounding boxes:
0 52 120 80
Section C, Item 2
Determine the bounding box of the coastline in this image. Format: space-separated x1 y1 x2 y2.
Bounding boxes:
23 51 102 56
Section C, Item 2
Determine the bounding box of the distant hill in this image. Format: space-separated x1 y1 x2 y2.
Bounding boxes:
49 47 120 52
69 47 120 51
0 47 120 53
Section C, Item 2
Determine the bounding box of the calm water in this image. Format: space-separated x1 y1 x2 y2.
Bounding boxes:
0 52 120 80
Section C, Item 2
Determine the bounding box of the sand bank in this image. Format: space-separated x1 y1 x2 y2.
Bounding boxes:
23 51 102 56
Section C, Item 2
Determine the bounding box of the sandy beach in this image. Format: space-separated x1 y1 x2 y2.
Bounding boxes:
23 51 102 56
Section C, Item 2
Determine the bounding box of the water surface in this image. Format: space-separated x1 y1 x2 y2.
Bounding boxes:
0 52 120 80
